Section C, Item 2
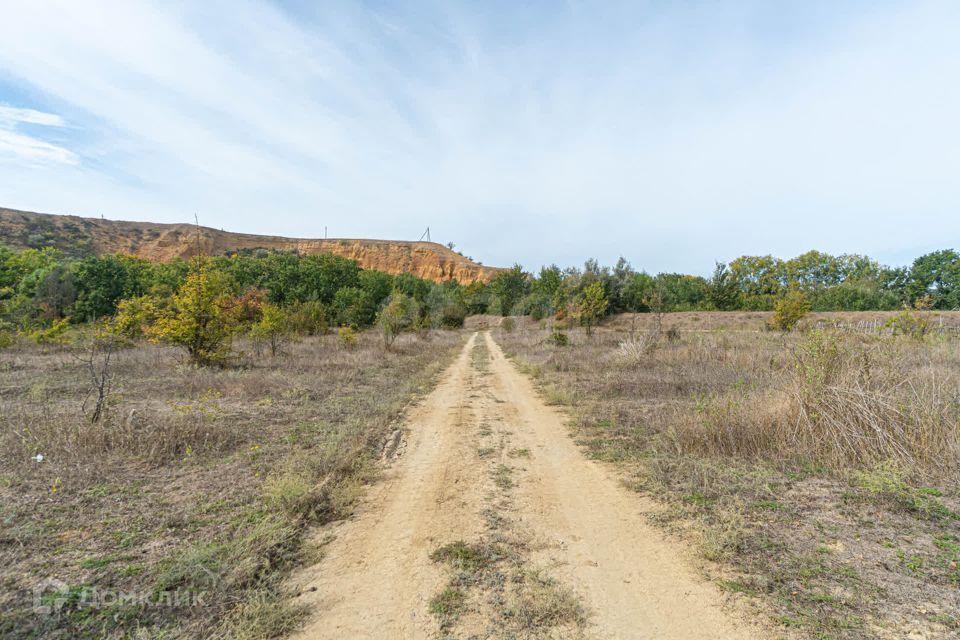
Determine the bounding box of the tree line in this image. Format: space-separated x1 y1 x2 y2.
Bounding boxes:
1 245 957 348
0 247 468 354
483 248 959 320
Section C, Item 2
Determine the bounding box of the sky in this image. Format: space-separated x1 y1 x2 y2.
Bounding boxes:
0 0 958 275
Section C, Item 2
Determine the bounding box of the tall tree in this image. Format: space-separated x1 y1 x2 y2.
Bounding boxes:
708 262 740 310
576 281 608 335
908 249 960 309
489 264 528 316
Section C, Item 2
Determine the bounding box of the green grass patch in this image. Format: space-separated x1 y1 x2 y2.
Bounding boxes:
430 586 466 624
852 463 958 521
493 464 515 490
430 540 502 575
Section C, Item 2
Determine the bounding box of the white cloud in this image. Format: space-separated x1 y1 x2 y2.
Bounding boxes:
0 103 76 165
0 105 66 127
0 0 957 271
0 129 77 165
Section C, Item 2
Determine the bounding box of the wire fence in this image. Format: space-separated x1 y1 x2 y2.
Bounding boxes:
813 316 960 336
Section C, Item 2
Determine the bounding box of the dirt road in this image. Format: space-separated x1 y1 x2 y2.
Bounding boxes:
291 331 763 639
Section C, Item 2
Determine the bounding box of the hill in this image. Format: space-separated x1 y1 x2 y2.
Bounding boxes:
0 207 501 285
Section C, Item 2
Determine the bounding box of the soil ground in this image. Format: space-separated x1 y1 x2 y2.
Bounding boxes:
290 332 765 639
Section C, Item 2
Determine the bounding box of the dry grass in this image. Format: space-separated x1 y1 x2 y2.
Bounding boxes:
671 330 960 478
0 329 461 639
495 314 960 639
615 332 661 364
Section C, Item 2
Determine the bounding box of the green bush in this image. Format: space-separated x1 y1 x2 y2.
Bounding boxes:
332 287 375 328
111 295 163 339
435 302 466 328
884 308 930 340
575 281 608 335
0 319 15 348
338 326 358 347
377 292 419 347
28 318 71 346
249 304 292 357
285 300 328 336
768 290 810 332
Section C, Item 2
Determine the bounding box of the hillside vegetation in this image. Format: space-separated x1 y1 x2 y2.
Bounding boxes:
0 208 500 285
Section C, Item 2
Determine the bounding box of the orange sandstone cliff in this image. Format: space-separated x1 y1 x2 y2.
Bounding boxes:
0 208 501 285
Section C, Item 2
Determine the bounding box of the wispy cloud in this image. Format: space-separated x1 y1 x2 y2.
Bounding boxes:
0 104 76 165
0 1 958 271
0 130 77 165
0 105 66 127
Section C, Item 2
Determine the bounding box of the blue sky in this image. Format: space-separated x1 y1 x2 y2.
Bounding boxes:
0 0 958 274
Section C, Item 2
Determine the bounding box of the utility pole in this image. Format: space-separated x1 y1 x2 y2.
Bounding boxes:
419 226 431 242
194 213 202 256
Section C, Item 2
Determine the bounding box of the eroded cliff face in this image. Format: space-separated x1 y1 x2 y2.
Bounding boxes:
0 208 502 285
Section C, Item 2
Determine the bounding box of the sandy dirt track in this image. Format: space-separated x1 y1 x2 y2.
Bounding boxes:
290 331 763 639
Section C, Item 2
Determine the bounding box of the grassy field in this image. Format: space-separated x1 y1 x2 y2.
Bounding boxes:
494 311 960 639
0 329 462 639
4 309 959 639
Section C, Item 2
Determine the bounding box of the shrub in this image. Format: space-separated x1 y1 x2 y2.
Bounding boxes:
547 330 569 346
0 320 15 348
673 330 960 476
434 302 466 329
229 287 269 326
884 307 930 340
332 287 375 328
249 304 291 357
768 290 810 332
28 318 71 347
111 295 163 339
286 300 328 336
516 291 552 321
147 263 238 366
377 292 419 348
338 326 358 347
575 281 608 335
501 317 516 332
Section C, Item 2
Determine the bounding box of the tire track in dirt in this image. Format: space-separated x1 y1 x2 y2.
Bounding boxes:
291 331 764 639
480 331 762 639
289 333 486 639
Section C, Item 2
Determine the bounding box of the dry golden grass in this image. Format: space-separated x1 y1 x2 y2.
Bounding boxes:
496 314 960 639
0 330 461 639
670 330 960 479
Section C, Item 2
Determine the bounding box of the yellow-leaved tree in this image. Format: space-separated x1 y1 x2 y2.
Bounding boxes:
148 259 238 366
768 290 811 332
575 281 609 336
377 291 419 348
250 303 291 357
